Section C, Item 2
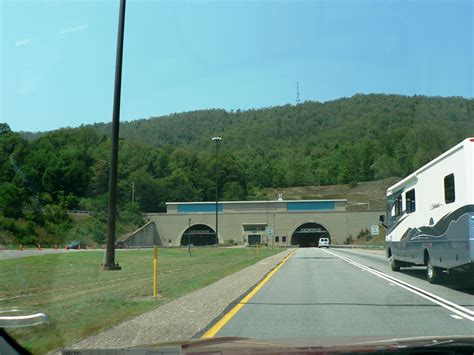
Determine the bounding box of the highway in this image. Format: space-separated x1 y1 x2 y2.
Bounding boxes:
210 248 474 340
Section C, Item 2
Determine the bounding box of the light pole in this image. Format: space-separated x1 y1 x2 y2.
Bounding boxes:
104 0 126 271
188 218 191 256
211 136 222 246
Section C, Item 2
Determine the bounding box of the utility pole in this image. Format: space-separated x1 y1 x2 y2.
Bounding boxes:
104 0 126 271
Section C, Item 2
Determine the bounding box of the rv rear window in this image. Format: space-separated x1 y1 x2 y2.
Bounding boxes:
444 174 455 204
406 189 416 213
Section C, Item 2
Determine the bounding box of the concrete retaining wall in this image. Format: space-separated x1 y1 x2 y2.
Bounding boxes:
119 221 161 247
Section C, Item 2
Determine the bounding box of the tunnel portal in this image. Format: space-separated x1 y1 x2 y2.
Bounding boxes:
291 223 330 247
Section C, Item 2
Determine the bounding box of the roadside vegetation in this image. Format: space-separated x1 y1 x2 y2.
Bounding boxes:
1 94 473 246
1 247 281 354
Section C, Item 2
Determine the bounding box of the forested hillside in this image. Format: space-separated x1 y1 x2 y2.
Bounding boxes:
92 93 473 186
4 94 474 245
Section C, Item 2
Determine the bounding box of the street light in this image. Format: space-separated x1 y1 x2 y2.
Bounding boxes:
211 136 222 246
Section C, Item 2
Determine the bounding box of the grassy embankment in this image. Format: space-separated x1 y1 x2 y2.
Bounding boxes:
1 247 281 354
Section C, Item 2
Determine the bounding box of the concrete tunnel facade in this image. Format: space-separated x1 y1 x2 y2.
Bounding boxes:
120 199 384 247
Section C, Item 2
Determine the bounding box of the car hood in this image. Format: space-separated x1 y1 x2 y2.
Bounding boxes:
123 335 474 353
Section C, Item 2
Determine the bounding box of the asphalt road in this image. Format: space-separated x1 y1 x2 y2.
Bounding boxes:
214 247 474 340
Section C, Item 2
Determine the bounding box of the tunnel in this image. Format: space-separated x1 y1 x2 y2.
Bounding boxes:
180 224 217 246
291 222 330 247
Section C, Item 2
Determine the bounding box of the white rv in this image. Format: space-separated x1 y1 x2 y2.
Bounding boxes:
381 138 474 283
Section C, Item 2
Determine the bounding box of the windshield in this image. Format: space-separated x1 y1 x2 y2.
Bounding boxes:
1 0 473 354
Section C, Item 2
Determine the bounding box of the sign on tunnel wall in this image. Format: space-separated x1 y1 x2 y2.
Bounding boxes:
296 227 326 233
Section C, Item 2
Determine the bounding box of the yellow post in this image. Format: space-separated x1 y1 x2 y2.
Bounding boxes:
153 244 158 298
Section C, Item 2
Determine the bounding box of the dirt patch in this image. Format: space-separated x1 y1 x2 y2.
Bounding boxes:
263 177 400 211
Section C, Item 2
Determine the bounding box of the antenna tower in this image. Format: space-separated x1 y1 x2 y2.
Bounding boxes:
296 82 300 105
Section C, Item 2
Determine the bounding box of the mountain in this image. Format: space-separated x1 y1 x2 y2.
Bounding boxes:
4 93 473 245
21 93 474 187
90 93 474 184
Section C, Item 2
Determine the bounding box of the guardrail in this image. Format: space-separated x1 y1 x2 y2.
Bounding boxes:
66 210 91 215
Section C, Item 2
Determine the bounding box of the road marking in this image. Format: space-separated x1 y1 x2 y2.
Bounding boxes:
450 315 463 320
322 249 474 321
201 249 296 338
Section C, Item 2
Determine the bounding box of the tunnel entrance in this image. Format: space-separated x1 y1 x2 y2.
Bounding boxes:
181 224 216 246
291 223 330 247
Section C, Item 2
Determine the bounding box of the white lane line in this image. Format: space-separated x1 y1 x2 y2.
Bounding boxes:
450 315 464 320
326 249 474 317
321 249 474 321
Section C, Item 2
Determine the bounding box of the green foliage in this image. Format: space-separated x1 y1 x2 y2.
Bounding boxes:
5 94 474 244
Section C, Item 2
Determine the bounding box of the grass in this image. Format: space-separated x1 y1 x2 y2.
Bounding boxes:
0 247 281 354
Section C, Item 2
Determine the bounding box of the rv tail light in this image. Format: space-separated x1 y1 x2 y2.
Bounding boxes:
470 138 474 142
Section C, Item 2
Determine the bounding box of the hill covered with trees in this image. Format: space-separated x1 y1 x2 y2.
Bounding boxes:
92 93 473 186
4 93 474 245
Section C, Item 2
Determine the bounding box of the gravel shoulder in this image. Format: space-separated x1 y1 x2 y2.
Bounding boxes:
0 249 76 260
60 248 294 352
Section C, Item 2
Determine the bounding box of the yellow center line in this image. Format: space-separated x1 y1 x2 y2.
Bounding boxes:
202 249 296 338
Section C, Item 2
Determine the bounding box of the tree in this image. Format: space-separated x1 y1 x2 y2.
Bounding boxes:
0 123 11 135
0 183 28 219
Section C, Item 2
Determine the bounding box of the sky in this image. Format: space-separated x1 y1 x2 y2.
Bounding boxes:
1 0 473 132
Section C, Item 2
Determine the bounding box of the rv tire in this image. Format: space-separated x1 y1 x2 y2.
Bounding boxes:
427 258 443 284
389 256 401 271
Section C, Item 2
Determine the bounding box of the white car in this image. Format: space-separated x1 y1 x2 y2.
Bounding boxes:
318 238 330 248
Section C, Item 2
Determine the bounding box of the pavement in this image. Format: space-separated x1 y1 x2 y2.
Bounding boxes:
0 248 72 260
61 248 294 352
214 248 474 340
57 247 474 352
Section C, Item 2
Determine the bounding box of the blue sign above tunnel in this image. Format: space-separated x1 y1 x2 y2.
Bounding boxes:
177 203 224 213
287 201 335 211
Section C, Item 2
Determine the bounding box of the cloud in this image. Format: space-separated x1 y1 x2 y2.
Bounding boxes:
15 39 32 46
59 24 89 34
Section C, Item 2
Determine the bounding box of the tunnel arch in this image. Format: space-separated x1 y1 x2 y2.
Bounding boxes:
180 224 217 246
290 222 331 247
